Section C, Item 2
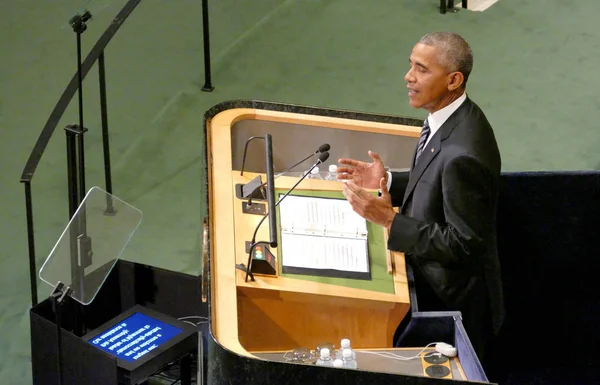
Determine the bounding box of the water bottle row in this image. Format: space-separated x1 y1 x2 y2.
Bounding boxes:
316 338 358 369
304 165 339 181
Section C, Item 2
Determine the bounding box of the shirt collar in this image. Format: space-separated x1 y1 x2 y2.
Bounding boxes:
427 92 467 136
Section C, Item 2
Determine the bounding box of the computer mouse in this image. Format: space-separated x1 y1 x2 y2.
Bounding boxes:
435 342 457 357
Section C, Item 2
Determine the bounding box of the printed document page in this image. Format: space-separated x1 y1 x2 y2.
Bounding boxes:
280 233 369 273
279 195 367 238
278 195 369 273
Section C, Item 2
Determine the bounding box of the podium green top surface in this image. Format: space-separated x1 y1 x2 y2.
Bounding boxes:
275 188 394 295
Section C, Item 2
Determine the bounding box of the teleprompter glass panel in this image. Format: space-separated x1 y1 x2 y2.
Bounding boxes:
39 186 143 305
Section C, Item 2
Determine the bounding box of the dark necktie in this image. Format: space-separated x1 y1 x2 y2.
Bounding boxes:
415 118 430 164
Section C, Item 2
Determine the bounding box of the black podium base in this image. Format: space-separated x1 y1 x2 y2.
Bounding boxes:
30 260 207 385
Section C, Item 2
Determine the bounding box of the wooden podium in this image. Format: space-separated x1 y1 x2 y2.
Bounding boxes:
202 101 493 384
205 102 421 357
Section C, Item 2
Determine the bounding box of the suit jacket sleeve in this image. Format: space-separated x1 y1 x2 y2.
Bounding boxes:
387 154 496 265
389 171 410 207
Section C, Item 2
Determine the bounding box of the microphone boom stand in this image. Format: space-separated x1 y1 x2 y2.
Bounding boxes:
244 155 328 282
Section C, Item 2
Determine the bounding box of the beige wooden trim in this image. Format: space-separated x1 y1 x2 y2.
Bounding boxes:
208 107 415 357
255 109 421 137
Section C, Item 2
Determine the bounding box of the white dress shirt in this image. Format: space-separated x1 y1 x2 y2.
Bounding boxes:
386 92 467 191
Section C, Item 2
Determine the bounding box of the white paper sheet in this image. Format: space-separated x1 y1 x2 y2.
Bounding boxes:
278 195 369 273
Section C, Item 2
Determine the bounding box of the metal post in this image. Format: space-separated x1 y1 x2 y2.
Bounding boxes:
62 10 93 338
24 182 38 306
98 51 115 214
52 292 65 385
65 127 80 294
75 31 87 203
201 0 214 91
65 128 79 219
65 126 85 336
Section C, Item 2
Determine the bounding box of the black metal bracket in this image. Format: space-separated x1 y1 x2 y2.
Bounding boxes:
69 10 92 34
65 124 88 136
51 282 73 306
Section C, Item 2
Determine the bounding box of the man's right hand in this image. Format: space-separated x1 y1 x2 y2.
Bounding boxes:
337 151 387 190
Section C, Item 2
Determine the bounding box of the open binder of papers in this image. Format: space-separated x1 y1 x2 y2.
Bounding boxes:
278 194 371 280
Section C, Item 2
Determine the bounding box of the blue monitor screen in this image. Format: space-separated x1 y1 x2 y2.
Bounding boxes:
88 312 184 362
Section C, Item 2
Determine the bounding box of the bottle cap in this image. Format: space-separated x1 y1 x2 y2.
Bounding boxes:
328 164 337 172
333 359 343 368
341 338 350 348
343 348 352 358
320 347 330 357
310 166 319 174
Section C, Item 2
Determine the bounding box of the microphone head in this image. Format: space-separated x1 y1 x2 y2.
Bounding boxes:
317 151 330 164
318 143 330 153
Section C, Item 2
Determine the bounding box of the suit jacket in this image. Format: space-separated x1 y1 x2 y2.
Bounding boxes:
388 97 505 353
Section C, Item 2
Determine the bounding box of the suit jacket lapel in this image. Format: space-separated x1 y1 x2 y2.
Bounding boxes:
402 132 442 209
401 98 469 209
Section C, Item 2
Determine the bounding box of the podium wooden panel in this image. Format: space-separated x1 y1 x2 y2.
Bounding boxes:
207 107 421 357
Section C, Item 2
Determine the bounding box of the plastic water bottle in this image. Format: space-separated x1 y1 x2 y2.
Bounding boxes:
342 348 358 369
316 347 334 367
307 166 322 179
324 164 338 181
333 359 343 368
336 338 355 360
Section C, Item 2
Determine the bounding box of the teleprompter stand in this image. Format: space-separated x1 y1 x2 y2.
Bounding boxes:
61 8 117 338
28 5 206 384
34 187 201 385
37 186 144 384
32 259 207 384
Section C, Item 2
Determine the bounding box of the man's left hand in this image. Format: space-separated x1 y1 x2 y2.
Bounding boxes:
342 177 396 229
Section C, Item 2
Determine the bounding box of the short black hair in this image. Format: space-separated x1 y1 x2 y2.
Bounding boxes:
418 32 473 87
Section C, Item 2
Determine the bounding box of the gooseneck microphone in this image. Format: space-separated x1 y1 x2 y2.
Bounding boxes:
244 151 330 282
276 143 330 178
240 136 264 176
273 151 330 208
245 143 331 205
318 143 331 153
241 139 329 177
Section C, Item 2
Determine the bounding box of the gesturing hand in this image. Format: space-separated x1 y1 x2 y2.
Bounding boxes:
337 151 387 190
342 176 396 229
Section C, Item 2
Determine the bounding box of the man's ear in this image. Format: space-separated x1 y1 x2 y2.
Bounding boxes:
447 72 464 91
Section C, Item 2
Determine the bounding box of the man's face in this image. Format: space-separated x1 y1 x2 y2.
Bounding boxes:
404 43 454 113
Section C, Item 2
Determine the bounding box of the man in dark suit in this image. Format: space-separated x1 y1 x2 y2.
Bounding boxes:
338 32 504 363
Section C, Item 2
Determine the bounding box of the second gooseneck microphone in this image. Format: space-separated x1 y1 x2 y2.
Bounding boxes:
247 143 331 205
275 143 330 178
